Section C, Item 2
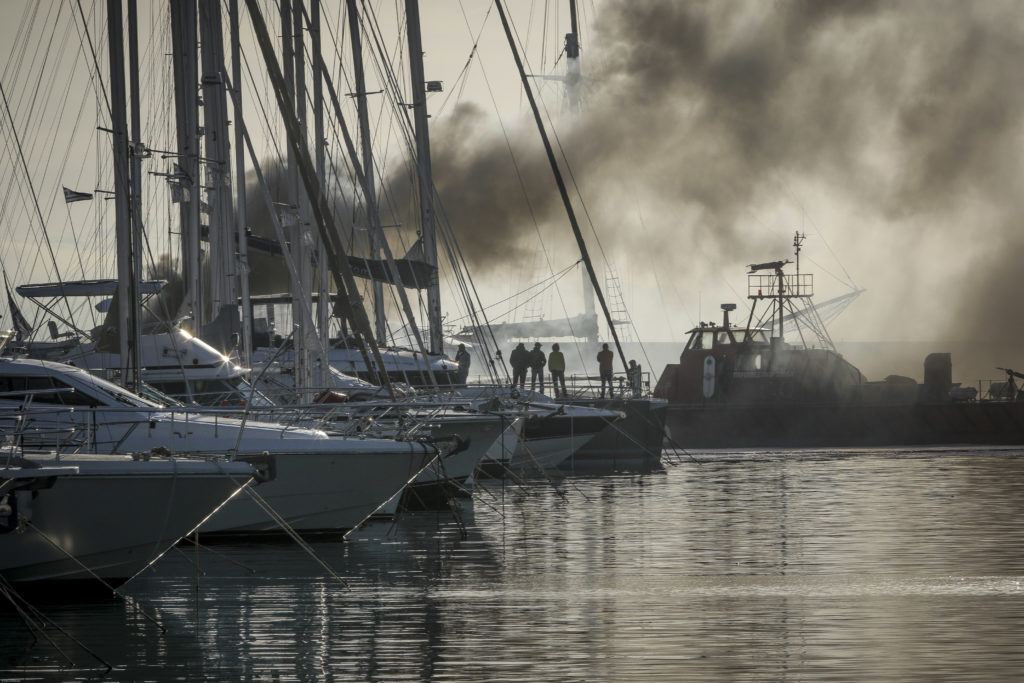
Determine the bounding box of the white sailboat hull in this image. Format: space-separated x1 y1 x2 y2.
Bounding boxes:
202 442 436 533
0 454 254 583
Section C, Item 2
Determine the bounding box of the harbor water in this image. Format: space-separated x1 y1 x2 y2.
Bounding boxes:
4 446 1024 681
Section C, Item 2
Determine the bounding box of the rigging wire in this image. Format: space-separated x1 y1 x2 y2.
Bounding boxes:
0 78 76 328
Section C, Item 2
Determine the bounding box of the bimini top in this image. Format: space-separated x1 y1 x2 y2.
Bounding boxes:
17 279 166 298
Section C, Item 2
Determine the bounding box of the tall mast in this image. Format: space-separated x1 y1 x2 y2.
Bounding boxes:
127 1 145 386
565 0 582 115
199 0 238 344
170 0 203 332
244 0 394 396
494 0 629 373
280 0 308 393
348 0 386 342
311 0 331 387
230 0 253 368
316 50 438 386
564 0 596 343
404 0 443 355
107 0 140 390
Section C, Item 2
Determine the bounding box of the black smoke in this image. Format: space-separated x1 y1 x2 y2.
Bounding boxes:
419 0 1024 359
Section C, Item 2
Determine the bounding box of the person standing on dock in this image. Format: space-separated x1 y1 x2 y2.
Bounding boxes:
529 342 547 393
509 342 529 390
455 344 471 385
628 359 642 398
549 343 567 398
597 343 614 398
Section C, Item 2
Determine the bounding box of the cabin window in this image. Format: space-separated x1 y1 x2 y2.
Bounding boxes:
687 330 716 350
737 352 763 372
744 330 769 344
715 330 732 346
0 376 98 406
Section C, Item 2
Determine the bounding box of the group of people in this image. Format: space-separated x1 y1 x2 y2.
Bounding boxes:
508 341 567 397
507 341 641 399
455 341 643 398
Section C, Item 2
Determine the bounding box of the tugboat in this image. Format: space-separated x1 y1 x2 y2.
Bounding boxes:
654 236 1024 448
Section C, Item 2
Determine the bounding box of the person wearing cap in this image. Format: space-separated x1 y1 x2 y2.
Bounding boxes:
597 343 614 398
528 342 547 393
455 343 471 385
548 343 567 398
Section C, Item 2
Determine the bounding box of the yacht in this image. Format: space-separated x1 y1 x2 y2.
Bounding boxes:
1 449 259 583
0 356 441 534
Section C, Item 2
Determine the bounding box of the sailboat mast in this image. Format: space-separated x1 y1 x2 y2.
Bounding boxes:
316 52 440 388
199 0 238 339
244 0 394 396
564 0 596 343
494 0 629 373
404 0 443 355
170 0 203 332
127 0 144 386
311 0 331 387
230 0 253 369
348 0 387 343
107 0 140 390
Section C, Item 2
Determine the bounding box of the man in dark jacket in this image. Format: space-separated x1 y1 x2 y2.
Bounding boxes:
529 342 547 393
455 343 471 385
597 343 614 398
509 342 529 389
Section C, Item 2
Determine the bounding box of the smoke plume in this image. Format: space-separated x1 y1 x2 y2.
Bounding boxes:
421 0 1024 361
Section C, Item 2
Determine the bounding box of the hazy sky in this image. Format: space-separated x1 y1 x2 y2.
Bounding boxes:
2 1 1024 380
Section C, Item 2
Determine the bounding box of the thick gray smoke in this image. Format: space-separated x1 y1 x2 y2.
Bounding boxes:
242 158 359 296
420 0 1024 363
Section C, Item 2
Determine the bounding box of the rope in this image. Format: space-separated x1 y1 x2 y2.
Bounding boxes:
23 520 167 633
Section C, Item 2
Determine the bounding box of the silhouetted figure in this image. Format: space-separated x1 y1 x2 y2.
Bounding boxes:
597 343 614 398
529 342 547 393
549 343 567 398
509 342 529 390
628 359 642 398
455 343 471 385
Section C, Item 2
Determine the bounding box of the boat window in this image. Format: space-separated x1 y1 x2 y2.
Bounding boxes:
687 331 716 350
165 378 273 407
737 352 763 372
744 330 769 344
138 382 183 407
0 376 99 406
715 330 732 346
148 381 187 401
79 372 162 408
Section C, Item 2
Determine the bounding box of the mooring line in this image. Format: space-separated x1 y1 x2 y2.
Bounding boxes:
23 520 167 633
239 484 351 589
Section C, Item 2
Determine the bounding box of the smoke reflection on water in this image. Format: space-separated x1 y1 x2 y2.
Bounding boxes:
3 447 1024 681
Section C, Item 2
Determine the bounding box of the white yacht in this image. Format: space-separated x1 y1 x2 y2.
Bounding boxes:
0 356 440 534
0 450 258 583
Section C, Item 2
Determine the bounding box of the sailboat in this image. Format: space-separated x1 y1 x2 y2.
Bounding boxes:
1 447 259 583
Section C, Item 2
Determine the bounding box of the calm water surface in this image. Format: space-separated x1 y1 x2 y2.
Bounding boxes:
4 446 1024 681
